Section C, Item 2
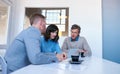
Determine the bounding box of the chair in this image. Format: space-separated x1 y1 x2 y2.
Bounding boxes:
0 55 7 74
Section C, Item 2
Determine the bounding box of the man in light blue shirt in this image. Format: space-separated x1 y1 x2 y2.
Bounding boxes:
5 13 65 73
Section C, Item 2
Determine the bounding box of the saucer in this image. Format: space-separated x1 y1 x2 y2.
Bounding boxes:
69 60 83 64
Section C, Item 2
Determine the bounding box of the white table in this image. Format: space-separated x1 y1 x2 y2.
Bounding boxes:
11 56 120 74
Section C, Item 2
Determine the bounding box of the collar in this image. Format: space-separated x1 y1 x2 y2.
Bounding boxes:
71 35 79 41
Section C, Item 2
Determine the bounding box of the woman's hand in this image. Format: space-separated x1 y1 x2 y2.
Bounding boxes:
56 54 64 62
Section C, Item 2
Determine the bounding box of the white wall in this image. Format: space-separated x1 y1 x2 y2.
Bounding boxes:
8 0 102 58
7 0 25 46
69 0 102 58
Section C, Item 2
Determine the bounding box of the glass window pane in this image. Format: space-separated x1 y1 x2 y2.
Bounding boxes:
43 10 61 24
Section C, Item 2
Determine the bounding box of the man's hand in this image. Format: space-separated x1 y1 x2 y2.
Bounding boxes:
62 52 67 60
56 54 64 62
77 49 87 53
77 49 87 57
56 52 67 62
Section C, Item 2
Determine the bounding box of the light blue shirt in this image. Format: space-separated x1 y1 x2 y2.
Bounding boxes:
41 37 62 54
5 26 58 73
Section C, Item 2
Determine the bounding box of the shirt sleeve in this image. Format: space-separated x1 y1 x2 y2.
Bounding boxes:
24 30 58 65
82 37 92 57
62 38 69 53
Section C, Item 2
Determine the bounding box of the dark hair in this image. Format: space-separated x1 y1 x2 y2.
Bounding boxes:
44 24 59 42
71 24 81 33
30 13 45 25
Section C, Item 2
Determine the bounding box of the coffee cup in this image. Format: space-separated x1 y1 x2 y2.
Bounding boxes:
71 55 79 62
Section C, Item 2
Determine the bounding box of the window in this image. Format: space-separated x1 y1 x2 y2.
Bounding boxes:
42 9 66 25
24 8 69 36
